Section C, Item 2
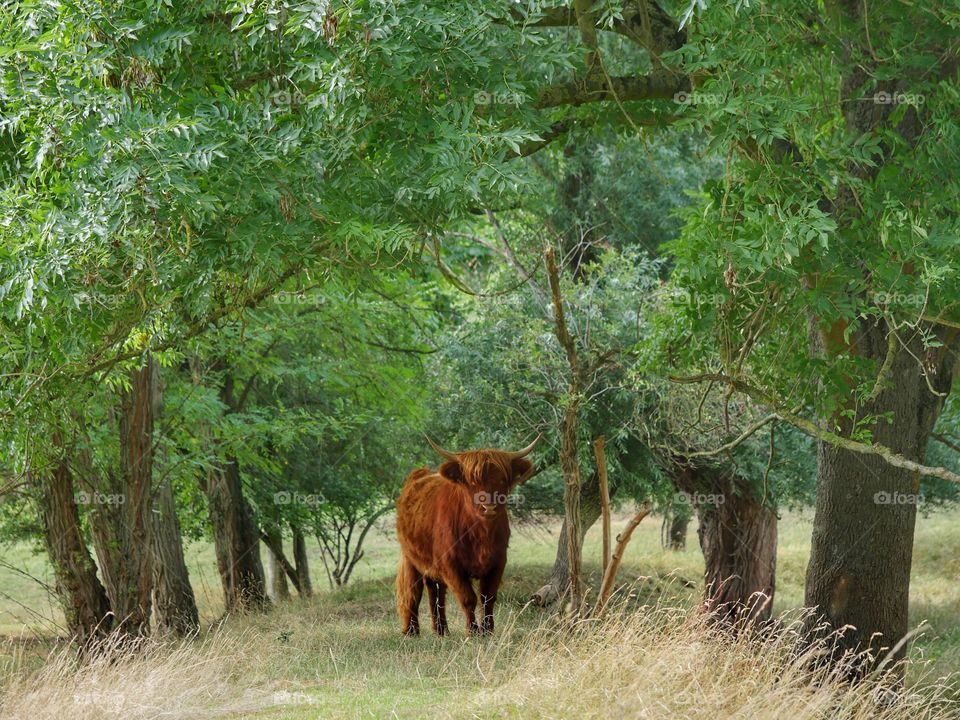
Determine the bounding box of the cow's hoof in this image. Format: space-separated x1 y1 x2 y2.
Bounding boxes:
402 627 420 637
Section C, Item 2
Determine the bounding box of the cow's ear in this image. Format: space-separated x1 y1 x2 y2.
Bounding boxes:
510 458 534 486
439 461 465 484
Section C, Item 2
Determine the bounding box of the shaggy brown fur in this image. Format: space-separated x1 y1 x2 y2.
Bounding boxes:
395 448 533 636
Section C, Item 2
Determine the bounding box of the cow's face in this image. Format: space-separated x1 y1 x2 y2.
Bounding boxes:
439 451 533 522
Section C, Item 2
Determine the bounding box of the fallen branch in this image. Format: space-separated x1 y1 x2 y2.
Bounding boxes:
593 503 653 615
594 436 611 575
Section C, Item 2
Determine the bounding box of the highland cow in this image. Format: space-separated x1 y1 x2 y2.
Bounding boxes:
395 436 539 636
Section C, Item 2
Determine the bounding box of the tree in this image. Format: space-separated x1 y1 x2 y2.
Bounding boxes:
239 279 434 590
37 442 113 645
150 363 199 636
638 319 817 626
197 360 270 613
431 222 666 608
666 0 960 673
7 0 956 679
522 127 721 601
83 358 157 639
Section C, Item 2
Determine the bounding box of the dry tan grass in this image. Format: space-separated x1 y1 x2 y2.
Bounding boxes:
462 603 960 720
0 629 283 720
2 516 960 720
1 599 958 719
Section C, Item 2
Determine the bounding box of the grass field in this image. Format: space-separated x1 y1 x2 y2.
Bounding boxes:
0 508 958 718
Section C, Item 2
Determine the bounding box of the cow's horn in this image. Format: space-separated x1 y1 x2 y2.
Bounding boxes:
503 434 541 459
426 435 459 461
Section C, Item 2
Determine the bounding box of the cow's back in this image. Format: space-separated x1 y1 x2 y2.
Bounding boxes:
397 467 473 576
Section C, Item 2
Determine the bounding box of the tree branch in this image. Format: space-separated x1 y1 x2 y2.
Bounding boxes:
505 120 574 159
594 436 611 575
933 432 960 455
573 0 601 69
259 528 303 594
670 373 960 484
85 263 305 377
505 109 672 160
662 412 780 459
921 312 960 330
593 503 653 615
342 503 393 586
536 71 687 108
545 246 580 377
502 1 686 55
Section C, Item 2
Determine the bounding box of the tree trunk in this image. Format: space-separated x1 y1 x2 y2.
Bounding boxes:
558 406 584 610
674 464 777 626
804 327 955 675
151 477 200 636
798 3 959 677
532 472 602 606
663 513 690 551
545 245 587 612
39 458 113 645
198 367 269 614
150 362 199 637
89 357 156 638
292 526 312 598
696 486 777 625
264 527 290 601
260 525 304 593
206 457 269 613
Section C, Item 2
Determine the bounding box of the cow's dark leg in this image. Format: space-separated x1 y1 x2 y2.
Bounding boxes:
397 557 424 636
446 572 480 635
479 564 505 635
426 578 448 636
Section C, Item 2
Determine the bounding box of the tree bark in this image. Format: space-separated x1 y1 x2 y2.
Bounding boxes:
39 457 113 645
532 471 601 606
264 526 290 601
804 326 955 674
292 526 312 598
197 366 269 614
150 362 199 637
88 357 156 638
663 513 690 551
558 395 583 610
151 477 200 636
696 486 777 625
674 464 777 626
206 456 269 613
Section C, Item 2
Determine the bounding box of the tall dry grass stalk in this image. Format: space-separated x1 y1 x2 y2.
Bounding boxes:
466 600 960 719
0 629 277 720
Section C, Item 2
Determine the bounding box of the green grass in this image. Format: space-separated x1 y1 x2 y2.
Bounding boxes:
1 508 959 718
